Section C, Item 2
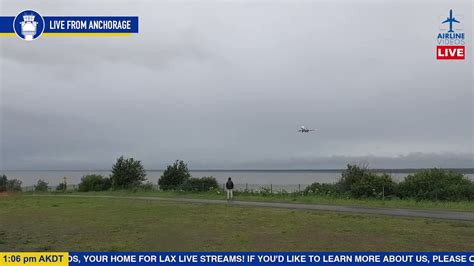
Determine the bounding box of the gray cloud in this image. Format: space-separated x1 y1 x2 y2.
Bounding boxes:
238 152 474 170
1 0 473 170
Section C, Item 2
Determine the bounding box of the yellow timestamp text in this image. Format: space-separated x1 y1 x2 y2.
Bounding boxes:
0 252 68 266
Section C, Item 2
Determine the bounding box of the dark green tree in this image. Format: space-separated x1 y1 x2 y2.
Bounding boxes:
35 179 49 192
158 160 191 190
337 164 396 198
6 179 22 192
0 175 7 192
110 156 147 189
338 164 370 192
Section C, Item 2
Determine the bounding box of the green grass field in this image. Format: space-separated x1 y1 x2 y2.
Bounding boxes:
55 190 474 212
1 194 473 251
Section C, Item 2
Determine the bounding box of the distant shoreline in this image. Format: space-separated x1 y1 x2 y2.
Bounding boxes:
3 168 474 174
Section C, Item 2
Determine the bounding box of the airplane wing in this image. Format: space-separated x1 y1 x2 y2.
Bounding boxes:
453 18 460 23
442 18 450 23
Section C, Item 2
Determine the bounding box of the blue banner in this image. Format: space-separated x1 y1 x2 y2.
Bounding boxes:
0 17 14 33
0 12 139 37
43 16 139 33
67 252 474 266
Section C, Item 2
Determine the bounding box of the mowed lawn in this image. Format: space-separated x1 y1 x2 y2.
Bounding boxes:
1 195 473 251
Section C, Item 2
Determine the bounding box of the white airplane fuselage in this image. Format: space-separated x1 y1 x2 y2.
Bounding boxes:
298 126 315 133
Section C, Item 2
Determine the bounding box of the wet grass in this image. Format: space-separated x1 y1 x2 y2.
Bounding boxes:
1 195 473 251
45 190 474 212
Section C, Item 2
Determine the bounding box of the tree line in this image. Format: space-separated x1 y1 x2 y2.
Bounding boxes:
0 175 22 192
1 156 473 202
29 156 218 193
305 164 474 201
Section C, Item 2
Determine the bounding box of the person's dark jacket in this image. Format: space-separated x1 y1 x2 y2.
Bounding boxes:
226 180 234 189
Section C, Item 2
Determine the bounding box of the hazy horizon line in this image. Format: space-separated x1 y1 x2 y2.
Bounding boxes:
3 167 474 173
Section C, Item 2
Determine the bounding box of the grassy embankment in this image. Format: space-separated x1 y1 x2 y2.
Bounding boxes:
40 189 474 212
1 195 473 251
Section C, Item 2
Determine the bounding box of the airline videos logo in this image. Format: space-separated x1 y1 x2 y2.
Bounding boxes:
13 10 45 41
436 9 465 60
1 9 139 41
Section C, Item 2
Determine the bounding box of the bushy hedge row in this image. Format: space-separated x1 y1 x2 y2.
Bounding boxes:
305 165 474 201
179 177 219 192
67 159 219 192
157 160 218 192
33 179 68 192
338 165 396 198
398 169 473 201
0 175 22 192
304 182 339 196
76 156 148 192
35 179 49 192
78 174 112 192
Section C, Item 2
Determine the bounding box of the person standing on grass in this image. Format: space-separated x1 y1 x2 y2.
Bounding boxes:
226 177 234 200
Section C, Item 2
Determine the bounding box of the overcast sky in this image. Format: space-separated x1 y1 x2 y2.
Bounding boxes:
1 0 473 170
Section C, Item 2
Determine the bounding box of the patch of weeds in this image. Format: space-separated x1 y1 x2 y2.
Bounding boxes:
448 222 474 228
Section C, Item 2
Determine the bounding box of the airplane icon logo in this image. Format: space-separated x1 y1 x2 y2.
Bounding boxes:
442 9 460 33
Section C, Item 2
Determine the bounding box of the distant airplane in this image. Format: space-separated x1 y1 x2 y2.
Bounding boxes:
442 9 460 32
297 126 316 133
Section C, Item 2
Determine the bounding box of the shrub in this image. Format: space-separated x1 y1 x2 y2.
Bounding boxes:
200 176 219 191
349 173 396 198
78 174 111 192
304 182 339 196
179 176 219 192
110 156 147 189
337 164 396 198
139 182 155 191
35 179 49 192
0 175 7 192
6 179 22 192
158 160 191 190
397 169 474 201
337 164 371 192
56 182 67 191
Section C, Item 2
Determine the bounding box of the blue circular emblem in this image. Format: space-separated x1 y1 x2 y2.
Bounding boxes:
13 10 45 41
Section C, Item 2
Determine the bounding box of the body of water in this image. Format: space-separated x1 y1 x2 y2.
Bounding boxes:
2 170 473 192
